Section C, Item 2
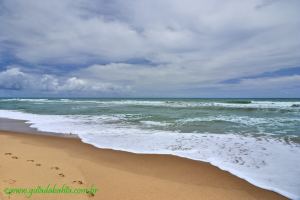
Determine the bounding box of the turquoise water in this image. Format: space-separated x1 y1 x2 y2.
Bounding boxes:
0 98 299 138
0 98 300 199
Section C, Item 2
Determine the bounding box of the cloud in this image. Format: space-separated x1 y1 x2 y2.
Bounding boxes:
236 75 300 90
206 75 300 97
0 67 129 95
75 63 300 97
0 67 29 90
0 64 299 97
0 0 147 64
1 0 299 65
0 0 300 97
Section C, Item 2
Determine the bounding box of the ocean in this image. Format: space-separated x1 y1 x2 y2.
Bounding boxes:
0 98 299 199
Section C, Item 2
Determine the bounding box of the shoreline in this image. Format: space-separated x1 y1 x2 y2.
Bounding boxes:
0 127 287 199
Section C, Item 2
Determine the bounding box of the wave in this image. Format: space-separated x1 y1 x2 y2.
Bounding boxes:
140 121 171 127
225 100 252 104
1 98 300 110
0 109 299 199
177 115 300 126
0 98 51 102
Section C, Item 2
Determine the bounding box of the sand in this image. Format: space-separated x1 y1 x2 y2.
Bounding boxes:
0 130 287 200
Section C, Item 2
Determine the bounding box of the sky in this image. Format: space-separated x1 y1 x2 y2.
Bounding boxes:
0 0 300 98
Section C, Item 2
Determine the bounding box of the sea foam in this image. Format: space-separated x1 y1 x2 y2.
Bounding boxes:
0 109 299 199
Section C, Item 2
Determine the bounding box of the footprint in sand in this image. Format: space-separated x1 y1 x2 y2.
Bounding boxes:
3 179 16 184
35 163 42 166
4 153 12 155
86 191 95 198
72 180 83 185
58 173 65 177
27 159 35 162
51 166 60 170
11 156 18 159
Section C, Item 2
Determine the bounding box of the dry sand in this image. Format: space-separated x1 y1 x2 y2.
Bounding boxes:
0 130 287 200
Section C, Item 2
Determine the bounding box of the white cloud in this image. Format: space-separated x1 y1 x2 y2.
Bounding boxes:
0 65 299 97
0 67 128 94
76 63 300 96
1 0 299 66
0 67 30 90
39 75 59 91
0 0 299 96
0 0 147 64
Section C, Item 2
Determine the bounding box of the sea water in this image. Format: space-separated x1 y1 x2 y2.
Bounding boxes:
0 98 299 199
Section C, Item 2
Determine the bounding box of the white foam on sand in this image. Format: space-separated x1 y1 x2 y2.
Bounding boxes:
0 109 300 199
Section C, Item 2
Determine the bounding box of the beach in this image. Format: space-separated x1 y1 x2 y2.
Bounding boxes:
0 0 299 198
0 98 299 199
0 129 287 200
